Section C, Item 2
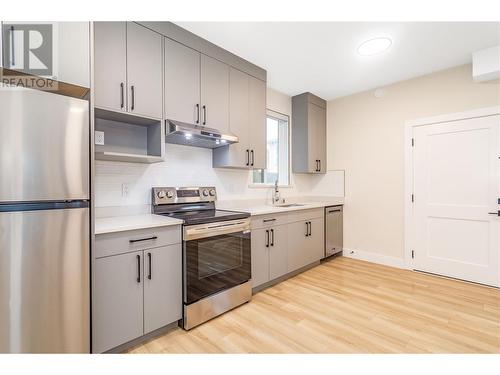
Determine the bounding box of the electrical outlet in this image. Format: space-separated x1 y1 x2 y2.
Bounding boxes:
122 183 130 197
95 131 105 145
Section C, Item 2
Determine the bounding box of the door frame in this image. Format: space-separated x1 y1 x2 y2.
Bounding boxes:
404 105 500 270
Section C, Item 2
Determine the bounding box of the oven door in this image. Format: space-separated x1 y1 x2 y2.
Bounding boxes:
183 219 251 305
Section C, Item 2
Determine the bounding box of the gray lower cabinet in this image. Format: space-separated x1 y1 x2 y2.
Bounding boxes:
143 245 182 334
251 225 288 288
93 241 182 353
93 250 144 354
287 217 324 272
268 225 288 280
292 92 327 174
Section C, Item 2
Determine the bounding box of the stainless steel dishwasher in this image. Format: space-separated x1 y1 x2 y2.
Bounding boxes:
325 205 343 257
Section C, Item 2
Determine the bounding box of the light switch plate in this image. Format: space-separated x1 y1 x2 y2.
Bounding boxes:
95 131 105 145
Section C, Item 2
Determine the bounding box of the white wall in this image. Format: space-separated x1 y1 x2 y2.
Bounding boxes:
95 87 344 211
327 64 500 260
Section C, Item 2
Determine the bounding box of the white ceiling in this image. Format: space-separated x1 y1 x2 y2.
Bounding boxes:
176 22 500 100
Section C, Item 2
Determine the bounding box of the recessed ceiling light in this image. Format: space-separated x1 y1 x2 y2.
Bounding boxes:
357 37 392 56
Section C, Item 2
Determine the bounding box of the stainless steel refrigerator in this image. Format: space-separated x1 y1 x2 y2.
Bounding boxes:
0 87 90 353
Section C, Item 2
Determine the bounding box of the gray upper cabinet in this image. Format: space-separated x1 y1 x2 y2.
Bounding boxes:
126 22 163 119
1 22 90 87
143 244 182 334
212 68 266 170
164 38 201 124
94 22 162 119
201 54 229 133
248 75 267 170
94 22 127 112
292 92 327 174
93 250 144 354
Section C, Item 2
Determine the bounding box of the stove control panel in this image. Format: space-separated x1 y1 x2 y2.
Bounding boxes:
152 187 217 205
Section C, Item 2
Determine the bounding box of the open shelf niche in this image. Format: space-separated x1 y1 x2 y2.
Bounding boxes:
94 108 165 164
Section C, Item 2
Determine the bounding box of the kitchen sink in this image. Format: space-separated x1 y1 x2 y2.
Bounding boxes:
274 203 305 208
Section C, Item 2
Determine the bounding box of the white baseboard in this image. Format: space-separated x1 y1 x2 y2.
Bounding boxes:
343 248 407 269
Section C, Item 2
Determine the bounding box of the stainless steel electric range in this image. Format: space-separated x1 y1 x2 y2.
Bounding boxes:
152 186 252 330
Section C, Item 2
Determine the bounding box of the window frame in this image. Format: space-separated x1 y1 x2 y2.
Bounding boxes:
249 109 292 188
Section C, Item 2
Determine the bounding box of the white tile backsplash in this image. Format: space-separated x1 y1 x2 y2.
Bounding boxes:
95 143 345 209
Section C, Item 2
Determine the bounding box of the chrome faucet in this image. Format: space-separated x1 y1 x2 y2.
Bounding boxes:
273 180 281 205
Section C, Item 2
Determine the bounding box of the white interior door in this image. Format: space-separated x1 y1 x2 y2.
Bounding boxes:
413 115 500 287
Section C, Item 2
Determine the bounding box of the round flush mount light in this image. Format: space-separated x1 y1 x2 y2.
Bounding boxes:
357 37 392 56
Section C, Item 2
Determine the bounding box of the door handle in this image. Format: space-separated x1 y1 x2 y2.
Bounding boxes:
202 105 206 125
129 236 158 243
263 218 276 223
270 229 274 246
265 230 269 247
196 104 200 124
130 85 135 111
120 83 124 109
246 149 250 166
488 211 500 216
318 160 321 172
305 222 309 237
315 160 319 172
147 252 152 280
250 150 255 166
136 254 141 283
308 221 312 236
10 25 15 67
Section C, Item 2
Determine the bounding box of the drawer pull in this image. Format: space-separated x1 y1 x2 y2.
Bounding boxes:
263 218 276 223
129 236 158 243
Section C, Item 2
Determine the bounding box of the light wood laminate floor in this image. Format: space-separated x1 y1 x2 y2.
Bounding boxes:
129 257 500 353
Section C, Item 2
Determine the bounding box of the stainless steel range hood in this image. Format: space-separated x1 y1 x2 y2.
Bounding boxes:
165 120 238 149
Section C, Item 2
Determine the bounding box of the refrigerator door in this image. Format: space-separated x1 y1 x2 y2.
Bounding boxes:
0 88 89 202
0 204 90 353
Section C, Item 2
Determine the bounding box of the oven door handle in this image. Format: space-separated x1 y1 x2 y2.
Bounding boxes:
184 219 251 241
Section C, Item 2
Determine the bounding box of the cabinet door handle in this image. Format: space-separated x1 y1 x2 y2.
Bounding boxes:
318 160 321 172
488 211 500 216
10 25 15 67
263 218 276 223
136 254 141 283
130 85 135 111
265 230 269 248
196 104 200 124
202 105 206 125
129 236 158 243
246 149 250 166
308 221 312 236
305 222 309 237
147 252 152 280
270 229 274 247
250 150 254 166
120 83 124 109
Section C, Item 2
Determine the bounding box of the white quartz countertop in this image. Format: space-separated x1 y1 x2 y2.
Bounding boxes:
95 214 183 235
217 197 344 216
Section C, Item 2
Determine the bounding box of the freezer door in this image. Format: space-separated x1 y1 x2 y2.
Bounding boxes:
0 206 90 353
0 88 89 201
